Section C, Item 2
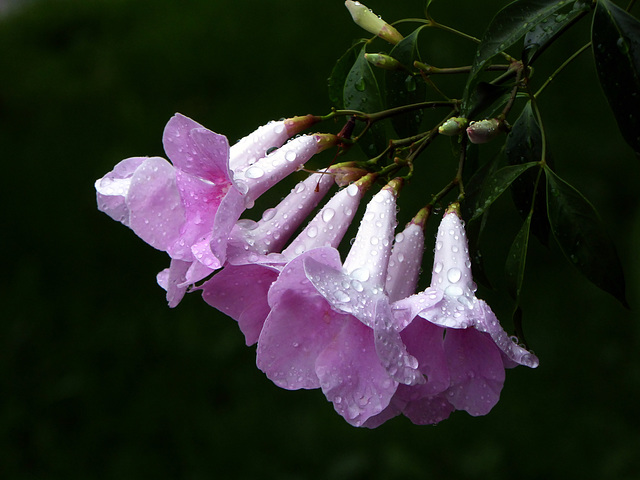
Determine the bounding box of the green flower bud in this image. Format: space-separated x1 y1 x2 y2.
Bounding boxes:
344 0 404 45
364 53 402 70
438 117 468 136
466 119 502 144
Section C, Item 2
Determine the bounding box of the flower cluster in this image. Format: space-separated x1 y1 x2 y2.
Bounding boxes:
95 114 538 427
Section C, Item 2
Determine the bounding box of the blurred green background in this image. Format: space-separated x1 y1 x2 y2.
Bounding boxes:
2 0 639 478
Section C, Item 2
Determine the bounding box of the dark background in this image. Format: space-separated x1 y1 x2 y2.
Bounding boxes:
2 0 639 478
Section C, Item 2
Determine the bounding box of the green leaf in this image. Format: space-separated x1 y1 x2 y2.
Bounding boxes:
506 102 550 245
464 82 513 120
522 1 590 65
592 0 640 155
505 210 533 300
462 0 576 115
385 27 427 137
471 162 539 220
545 166 628 306
344 44 387 156
328 40 366 109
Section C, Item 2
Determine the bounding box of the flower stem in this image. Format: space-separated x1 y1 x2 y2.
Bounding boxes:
534 42 591 99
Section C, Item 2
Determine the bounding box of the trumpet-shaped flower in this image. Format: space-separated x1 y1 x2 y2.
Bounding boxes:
200 172 372 345
95 113 335 305
399 204 539 417
256 181 435 426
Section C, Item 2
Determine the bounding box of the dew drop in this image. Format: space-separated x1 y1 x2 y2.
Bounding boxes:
351 267 370 282
244 166 264 179
322 208 335 222
445 285 464 297
447 267 462 283
285 150 297 162
302 226 316 239
334 290 351 303
434 262 443 274
261 208 276 221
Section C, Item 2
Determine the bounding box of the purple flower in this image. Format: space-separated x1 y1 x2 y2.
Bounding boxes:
256 180 433 426
399 204 539 418
95 113 334 306
200 172 372 345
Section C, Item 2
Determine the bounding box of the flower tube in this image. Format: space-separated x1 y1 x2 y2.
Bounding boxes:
257 180 429 426
400 204 539 417
200 172 374 345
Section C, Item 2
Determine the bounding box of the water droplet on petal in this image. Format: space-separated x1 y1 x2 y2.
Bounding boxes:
334 290 350 303
285 150 297 162
445 285 464 297
447 268 462 283
322 208 335 222
245 166 264 179
351 267 370 282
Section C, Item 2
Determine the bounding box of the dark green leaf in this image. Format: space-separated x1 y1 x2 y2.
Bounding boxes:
385 27 427 137
592 0 640 155
522 1 590 65
506 101 550 245
471 162 539 220
462 0 576 115
545 166 627 306
328 40 366 109
344 45 387 156
465 82 513 120
505 210 533 300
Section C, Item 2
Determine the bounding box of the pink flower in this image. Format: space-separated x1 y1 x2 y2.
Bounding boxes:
200 172 372 345
396 204 539 419
256 180 432 426
95 113 334 306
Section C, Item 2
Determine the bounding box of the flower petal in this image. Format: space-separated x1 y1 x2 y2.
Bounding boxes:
473 300 540 368
162 113 231 182
126 157 187 256
316 318 397 427
442 328 505 416
257 289 341 390
200 264 279 345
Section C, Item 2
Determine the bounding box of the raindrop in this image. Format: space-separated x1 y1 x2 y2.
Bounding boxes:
306 226 318 238
445 285 464 297
346 184 359 197
434 262 443 274
334 290 351 303
244 166 264 179
447 268 462 283
355 77 366 91
351 267 370 282
322 208 336 222
261 208 277 221
285 150 297 162
395 232 405 243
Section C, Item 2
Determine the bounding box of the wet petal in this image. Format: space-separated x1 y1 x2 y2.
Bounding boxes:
257 289 341 390
200 264 279 345
316 319 397 427
443 328 505 416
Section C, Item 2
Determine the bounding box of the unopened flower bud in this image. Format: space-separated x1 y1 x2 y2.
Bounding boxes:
438 117 468 136
329 162 369 187
466 118 502 144
344 0 404 45
313 133 340 152
284 114 321 136
364 53 402 70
